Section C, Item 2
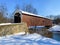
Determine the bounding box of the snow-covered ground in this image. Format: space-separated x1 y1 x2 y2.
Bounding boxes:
0 33 60 45
48 25 60 32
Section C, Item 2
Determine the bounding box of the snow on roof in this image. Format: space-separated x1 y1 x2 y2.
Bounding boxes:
48 25 60 31
0 33 60 45
21 10 50 20
14 10 51 20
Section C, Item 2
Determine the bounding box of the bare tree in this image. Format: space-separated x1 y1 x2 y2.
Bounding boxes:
46 15 55 20
0 4 8 17
47 15 60 24
23 4 38 14
53 15 60 24
0 5 8 23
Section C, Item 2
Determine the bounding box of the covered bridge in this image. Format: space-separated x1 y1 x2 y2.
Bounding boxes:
13 10 52 27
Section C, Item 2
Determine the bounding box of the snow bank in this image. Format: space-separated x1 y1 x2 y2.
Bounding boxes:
22 33 42 40
5 32 26 37
0 33 60 45
0 23 11 26
48 25 60 31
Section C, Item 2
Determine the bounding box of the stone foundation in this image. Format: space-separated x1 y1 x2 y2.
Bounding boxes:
0 23 28 36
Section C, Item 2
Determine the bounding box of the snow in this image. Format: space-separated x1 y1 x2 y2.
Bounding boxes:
14 9 50 20
5 32 26 37
48 25 60 31
29 26 45 30
0 23 11 26
0 33 60 45
21 10 50 20
29 26 44 28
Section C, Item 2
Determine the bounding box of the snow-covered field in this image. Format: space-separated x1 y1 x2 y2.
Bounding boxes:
0 33 60 45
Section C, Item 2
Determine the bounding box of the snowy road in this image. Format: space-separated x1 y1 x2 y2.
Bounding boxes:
0 33 60 45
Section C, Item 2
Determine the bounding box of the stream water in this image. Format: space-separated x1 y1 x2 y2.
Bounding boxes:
52 32 60 41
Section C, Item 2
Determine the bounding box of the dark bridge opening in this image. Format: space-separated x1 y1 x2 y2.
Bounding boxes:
14 13 21 23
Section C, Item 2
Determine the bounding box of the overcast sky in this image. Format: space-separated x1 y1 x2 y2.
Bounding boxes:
0 0 60 17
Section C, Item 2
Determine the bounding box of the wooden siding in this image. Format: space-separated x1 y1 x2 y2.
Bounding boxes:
21 13 52 27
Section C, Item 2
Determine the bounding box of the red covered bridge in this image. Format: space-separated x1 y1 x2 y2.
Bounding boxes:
13 10 52 27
